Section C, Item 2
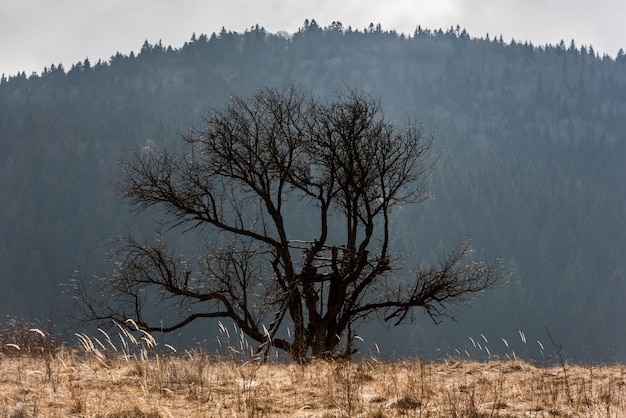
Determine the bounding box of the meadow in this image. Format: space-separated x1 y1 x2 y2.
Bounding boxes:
1 322 625 417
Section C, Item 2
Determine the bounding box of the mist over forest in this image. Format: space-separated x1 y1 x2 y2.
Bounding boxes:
1 20 625 362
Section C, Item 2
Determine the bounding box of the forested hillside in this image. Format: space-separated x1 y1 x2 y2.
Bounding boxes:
1 20 625 361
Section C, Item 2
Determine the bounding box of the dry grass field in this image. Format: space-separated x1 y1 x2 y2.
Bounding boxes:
1 325 626 417
2 350 626 417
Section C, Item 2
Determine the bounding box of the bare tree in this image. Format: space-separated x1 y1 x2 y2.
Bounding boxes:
76 85 503 362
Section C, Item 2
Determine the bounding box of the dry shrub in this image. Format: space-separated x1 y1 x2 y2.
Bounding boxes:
0 316 57 357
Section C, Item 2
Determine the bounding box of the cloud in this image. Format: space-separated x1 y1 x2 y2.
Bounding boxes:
445 0 625 52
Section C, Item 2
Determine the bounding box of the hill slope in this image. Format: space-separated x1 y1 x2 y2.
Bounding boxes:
1 21 625 361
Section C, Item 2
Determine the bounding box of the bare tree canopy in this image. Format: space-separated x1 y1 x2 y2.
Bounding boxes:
76 85 504 362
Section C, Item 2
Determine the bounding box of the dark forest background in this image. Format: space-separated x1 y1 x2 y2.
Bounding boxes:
1 20 625 362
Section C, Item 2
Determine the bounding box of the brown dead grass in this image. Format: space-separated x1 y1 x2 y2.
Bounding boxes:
1 348 626 417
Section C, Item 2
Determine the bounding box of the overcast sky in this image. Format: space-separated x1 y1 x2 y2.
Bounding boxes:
2 0 625 77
